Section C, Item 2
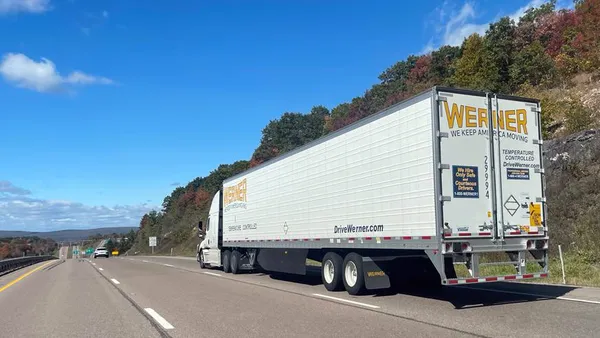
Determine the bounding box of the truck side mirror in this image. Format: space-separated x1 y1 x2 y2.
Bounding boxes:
198 221 205 238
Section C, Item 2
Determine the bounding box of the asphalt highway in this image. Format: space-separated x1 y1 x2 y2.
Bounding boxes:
1 249 599 338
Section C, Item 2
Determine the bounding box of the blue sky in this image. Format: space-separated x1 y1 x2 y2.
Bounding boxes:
0 0 567 231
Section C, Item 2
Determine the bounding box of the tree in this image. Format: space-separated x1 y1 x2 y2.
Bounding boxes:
450 34 499 91
430 45 461 85
509 40 557 89
514 0 556 50
251 110 327 164
484 17 517 93
574 0 600 69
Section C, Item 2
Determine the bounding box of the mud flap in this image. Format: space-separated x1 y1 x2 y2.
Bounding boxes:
362 257 391 290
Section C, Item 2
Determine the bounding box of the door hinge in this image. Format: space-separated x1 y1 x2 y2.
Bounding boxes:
536 197 547 203
440 196 451 202
534 168 545 174
436 95 448 102
438 131 449 138
439 163 450 170
533 139 543 145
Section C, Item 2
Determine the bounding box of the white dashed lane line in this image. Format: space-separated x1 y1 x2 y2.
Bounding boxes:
203 271 222 277
110 278 121 285
98 268 104 271
312 293 380 309
144 308 175 330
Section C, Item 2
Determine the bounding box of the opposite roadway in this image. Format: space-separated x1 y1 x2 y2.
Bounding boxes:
0 247 598 338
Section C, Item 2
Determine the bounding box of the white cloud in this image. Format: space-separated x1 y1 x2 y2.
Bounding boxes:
0 181 31 195
419 39 435 55
0 180 157 231
0 53 114 93
424 0 563 50
442 2 488 46
102 10 108 18
0 0 50 14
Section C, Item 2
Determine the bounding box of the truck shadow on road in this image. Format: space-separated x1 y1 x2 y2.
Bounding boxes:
373 281 579 309
254 266 579 309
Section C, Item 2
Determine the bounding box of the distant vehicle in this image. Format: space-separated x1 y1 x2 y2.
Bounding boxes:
94 247 109 258
196 86 549 295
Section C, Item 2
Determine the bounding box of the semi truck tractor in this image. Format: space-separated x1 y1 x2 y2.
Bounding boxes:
195 86 549 295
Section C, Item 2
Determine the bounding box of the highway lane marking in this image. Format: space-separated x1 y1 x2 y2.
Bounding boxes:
203 272 222 277
98 268 104 271
163 264 175 267
0 261 55 293
312 293 380 309
110 278 121 285
92 263 96 266
142 260 149 263
144 308 175 330
461 286 600 305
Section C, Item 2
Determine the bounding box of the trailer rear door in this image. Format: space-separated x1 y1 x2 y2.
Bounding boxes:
491 95 545 237
437 90 495 238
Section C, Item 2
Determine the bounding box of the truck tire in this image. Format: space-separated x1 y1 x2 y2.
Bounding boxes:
199 250 206 269
222 250 231 273
342 253 365 295
230 250 241 274
322 252 343 291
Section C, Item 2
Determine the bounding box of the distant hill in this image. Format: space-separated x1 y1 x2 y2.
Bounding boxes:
0 227 138 242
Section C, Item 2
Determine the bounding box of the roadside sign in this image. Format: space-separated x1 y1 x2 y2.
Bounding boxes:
73 250 79 254
149 236 157 247
112 250 119 256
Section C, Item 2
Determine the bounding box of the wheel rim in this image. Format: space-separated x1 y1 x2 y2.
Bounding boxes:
323 260 335 284
344 261 358 287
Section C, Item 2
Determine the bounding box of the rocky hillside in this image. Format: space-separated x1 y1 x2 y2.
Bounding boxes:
544 129 600 260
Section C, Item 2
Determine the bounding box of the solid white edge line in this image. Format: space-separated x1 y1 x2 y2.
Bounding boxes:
144 308 175 330
110 278 120 285
163 264 174 267
461 286 600 305
203 272 222 277
312 293 380 309
142 260 149 263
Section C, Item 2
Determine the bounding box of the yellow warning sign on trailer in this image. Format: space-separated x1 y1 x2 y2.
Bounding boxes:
529 203 542 227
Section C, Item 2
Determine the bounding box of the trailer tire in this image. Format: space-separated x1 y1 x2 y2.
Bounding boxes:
230 250 241 274
343 253 365 295
322 252 344 291
222 250 231 273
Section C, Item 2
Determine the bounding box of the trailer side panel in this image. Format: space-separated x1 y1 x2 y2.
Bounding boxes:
222 93 437 246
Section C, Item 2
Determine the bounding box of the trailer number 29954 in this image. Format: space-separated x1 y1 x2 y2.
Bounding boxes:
484 156 489 199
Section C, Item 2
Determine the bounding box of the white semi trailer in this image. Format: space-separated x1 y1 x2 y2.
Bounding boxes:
196 86 549 295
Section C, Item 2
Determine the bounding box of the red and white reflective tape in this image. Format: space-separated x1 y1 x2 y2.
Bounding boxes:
446 231 542 237
224 236 435 243
446 272 548 285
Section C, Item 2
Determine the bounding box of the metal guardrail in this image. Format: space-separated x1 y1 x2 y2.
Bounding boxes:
0 255 57 275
